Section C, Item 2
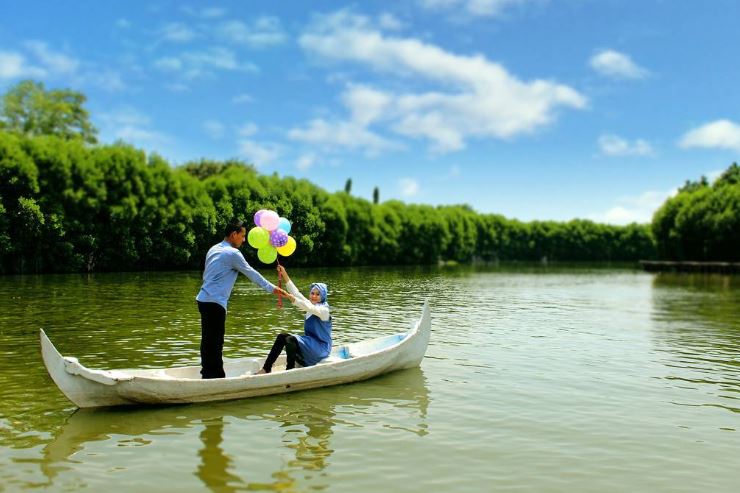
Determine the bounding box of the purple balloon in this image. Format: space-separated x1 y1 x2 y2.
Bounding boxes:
254 209 267 227
270 229 289 248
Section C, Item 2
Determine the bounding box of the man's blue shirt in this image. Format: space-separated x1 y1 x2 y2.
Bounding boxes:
196 241 275 311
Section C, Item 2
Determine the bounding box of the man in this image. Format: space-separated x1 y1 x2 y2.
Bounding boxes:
196 218 285 379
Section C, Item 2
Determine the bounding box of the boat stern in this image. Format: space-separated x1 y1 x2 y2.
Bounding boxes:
39 329 133 408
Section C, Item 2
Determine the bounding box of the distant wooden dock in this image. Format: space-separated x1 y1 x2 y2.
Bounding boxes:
640 260 740 274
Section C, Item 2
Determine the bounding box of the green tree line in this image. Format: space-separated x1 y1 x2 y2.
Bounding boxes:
0 132 658 273
652 163 740 262
0 80 663 273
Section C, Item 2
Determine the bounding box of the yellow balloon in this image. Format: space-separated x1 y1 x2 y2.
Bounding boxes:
277 236 297 256
257 246 278 264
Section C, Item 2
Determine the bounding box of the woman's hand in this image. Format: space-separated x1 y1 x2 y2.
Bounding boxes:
277 265 290 283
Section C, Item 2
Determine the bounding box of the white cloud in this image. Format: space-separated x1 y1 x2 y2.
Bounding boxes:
202 8 227 18
289 85 397 154
289 118 397 155
232 93 253 104
296 153 316 170
590 189 676 225
0 42 81 81
707 169 725 183
24 41 80 75
399 178 420 197
98 107 171 147
237 122 258 137
239 139 279 166
0 50 45 79
116 18 131 29
160 23 197 43
378 13 404 30
13 42 126 91
165 83 189 92
85 70 126 92
153 48 257 79
298 11 585 153
342 84 392 125
598 134 654 156
183 7 227 18
393 108 465 152
418 0 532 17
589 49 648 80
679 119 740 152
116 126 169 144
154 57 183 71
203 120 225 139
217 17 287 47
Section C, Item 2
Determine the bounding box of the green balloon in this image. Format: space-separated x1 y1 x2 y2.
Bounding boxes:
248 227 269 249
257 246 278 264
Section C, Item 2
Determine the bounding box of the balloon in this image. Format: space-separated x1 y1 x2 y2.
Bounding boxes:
248 210 296 261
277 236 297 256
270 229 288 248
253 209 267 227
247 227 269 249
277 217 291 234
257 246 277 264
259 210 280 231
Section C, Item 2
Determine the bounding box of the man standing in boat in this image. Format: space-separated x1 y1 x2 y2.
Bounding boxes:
196 219 287 379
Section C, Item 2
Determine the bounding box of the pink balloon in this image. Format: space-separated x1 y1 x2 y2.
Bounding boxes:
259 210 280 231
254 209 267 227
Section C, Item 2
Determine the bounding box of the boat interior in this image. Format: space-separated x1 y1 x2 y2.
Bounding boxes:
112 333 410 380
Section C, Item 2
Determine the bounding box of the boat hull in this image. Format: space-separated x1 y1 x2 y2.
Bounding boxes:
40 302 431 408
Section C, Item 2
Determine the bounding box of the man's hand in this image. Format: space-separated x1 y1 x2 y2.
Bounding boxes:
273 287 295 302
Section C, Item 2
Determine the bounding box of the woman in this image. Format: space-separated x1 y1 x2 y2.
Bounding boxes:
258 265 332 373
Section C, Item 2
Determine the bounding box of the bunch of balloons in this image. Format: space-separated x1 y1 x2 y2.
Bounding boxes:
247 209 297 264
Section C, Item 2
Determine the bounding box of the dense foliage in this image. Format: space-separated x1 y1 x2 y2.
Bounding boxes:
0 133 657 273
652 163 740 261
0 80 97 144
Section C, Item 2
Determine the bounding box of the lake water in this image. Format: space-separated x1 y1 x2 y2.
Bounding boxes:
0 266 738 492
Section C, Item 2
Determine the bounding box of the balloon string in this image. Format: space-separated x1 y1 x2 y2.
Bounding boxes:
276 257 283 308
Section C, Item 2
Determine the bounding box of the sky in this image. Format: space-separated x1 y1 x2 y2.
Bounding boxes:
1 0 739 224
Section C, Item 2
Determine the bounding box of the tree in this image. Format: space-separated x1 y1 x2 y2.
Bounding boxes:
0 80 98 143
373 186 379 204
0 131 664 272
344 178 352 194
652 163 740 261
716 162 740 185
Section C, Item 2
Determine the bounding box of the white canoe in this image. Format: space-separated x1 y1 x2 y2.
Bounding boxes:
40 302 431 408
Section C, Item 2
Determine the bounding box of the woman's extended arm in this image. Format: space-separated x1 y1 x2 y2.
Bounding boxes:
289 291 330 320
277 265 330 320
278 265 307 303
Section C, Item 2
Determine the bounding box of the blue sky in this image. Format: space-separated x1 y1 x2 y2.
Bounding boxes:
2 0 739 224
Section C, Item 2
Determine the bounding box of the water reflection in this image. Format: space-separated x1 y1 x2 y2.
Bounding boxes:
197 417 244 493
650 273 740 415
40 368 429 491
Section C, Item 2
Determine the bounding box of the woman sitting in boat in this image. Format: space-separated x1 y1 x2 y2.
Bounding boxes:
257 265 332 374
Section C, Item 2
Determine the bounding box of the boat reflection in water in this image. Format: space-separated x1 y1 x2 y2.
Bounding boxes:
41 368 430 491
